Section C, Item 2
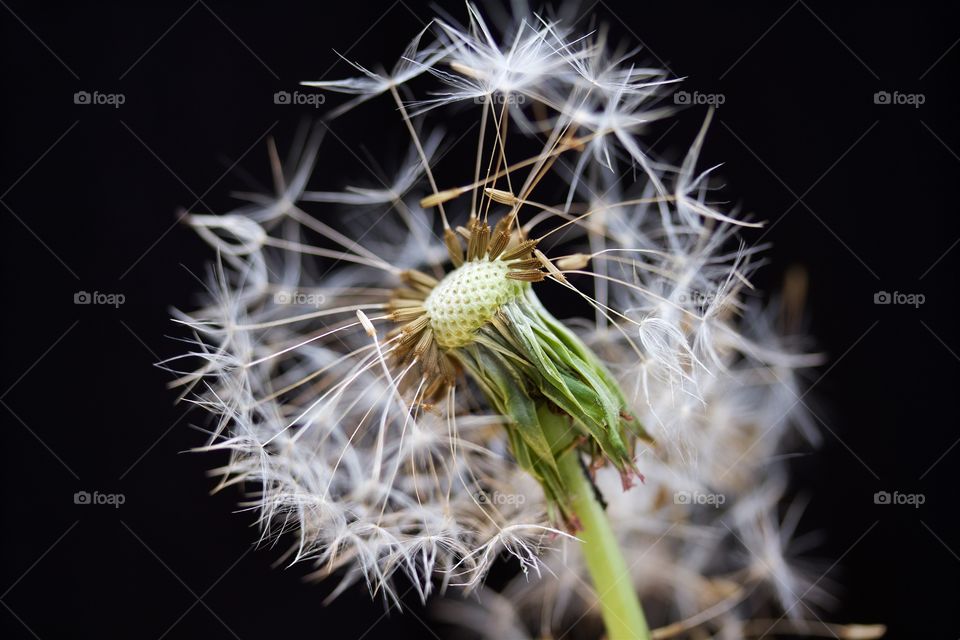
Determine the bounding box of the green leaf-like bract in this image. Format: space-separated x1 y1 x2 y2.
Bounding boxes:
450 289 649 523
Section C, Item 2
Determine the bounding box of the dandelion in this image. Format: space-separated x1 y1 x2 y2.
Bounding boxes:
168 4 884 639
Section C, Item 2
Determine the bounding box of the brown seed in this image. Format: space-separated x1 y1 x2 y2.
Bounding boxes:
399 315 430 335
438 354 457 383
535 249 568 284
388 298 426 311
401 269 439 293
500 239 539 261
390 306 426 322
422 338 440 375
475 222 490 258
506 270 546 282
487 214 516 259
444 228 464 267
392 287 427 301
484 187 517 205
413 327 434 357
506 258 542 271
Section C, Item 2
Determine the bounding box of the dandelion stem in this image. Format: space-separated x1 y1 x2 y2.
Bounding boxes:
540 406 651 640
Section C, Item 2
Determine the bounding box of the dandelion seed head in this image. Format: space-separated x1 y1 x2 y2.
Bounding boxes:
424 258 526 348
168 2 829 630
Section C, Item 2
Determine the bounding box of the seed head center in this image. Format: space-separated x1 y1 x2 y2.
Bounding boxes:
424 259 526 348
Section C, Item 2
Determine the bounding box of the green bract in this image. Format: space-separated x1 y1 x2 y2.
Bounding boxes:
440 284 649 524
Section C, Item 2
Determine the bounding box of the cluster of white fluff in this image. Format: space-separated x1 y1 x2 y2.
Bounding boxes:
165 3 860 637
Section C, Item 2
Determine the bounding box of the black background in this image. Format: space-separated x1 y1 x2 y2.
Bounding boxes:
1 2 957 638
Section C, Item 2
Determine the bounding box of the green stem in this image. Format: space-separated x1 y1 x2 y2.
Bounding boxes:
539 405 651 640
